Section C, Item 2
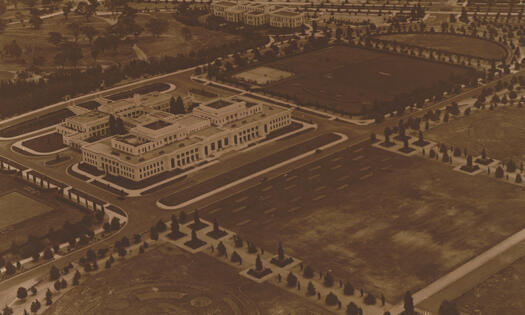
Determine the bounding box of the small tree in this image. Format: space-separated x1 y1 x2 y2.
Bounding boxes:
150 226 159 241
49 266 60 281
287 272 297 288
179 211 187 223
324 272 334 287
516 174 522 183
255 254 263 271
73 270 81 285
231 251 241 264
303 265 314 278
54 280 61 291
343 281 354 295
2 305 13 315
306 281 316 296
17 287 28 300
43 248 53 260
277 241 285 261
217 241 227 257
325 292 338 306
155 219 166 232
364 293 376 305
404 291 415 315
495 166 504 178
346 302 359 315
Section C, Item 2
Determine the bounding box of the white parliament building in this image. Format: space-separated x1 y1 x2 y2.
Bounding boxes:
58 92 292 182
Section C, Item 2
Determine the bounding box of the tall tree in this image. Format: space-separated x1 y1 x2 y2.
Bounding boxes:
62 1 73 20
81 25 98 44
145 17 169 38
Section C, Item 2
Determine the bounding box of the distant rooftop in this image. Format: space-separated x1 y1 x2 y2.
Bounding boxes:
143 120 172 130
114 134 149 147
272 10 301 17
68 110 108 124
206 99 234 109
215 1 237 7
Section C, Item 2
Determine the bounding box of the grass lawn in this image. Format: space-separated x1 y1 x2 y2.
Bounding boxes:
0 192 53 229
198 141 525 303
45 244 330 315
426 106 525 162
453 255 525 315
0 108 74 138
0 175 87 257
375 33 507 60
21 132 67 153
247 46 477 114
133 12 242 60
0 12 240 74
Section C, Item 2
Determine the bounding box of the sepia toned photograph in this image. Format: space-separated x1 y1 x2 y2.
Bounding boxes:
0 0 523 314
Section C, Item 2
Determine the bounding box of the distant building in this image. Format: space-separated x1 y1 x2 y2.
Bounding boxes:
211 1 238 18
210 1 304 28
76 94 292 182
269 9 305 28
57 111 110 150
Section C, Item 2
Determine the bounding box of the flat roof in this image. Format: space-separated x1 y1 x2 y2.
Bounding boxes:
176 115 208 127
68 110 108 124
223 104 287 129
214 1 237 7
206 99 234 109
192 126 225 139
143 120 172 130
272 10 301 17
114 134 149 147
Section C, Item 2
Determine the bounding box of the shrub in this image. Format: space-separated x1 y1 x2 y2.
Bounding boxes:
343 281 354 295
364 293 376 305
303 265 314 278
495 166 504 178
325 292 338 306
306 281 316 296
17 287 27 299
49 266 60 281
346 302 359 315
287 272 297 288
324 272 334 287
516 174 522 183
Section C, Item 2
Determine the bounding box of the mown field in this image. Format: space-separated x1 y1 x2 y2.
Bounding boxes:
45 244 331 315
375 33 507 60
195 141 525 303
248 46 476 114
426 106 525 162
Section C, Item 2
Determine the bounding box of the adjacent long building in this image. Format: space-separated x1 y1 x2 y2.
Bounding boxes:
77 94 292 182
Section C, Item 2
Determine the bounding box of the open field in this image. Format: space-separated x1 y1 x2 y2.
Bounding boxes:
45 244 331 315
246 46 477 114
0 174 88 257
454 254 525 315
426 106 525 162
21 132 67 153
376 33 507 60
0 108 73 138
0 192 53 229
195 140 525 303
233 66 293 85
